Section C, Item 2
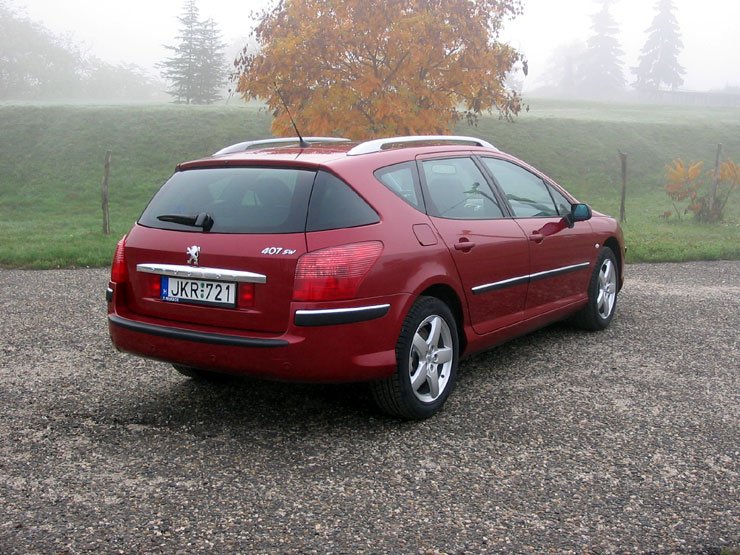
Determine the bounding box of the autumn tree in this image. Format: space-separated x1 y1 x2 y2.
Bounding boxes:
159 0 227 104
577 1 625 98
633 0 685 91
234 0 526 139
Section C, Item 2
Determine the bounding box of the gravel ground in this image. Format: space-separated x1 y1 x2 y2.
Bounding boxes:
0 262 738 554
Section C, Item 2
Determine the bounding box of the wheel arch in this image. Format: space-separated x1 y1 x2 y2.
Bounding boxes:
418 283 467 353
603 236 624 291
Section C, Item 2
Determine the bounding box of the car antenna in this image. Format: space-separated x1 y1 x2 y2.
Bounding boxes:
273 82 309 148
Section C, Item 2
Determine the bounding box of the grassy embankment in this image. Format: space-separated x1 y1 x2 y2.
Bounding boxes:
0 100 738 268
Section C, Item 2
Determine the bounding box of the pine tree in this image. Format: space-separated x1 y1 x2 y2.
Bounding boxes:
577 1 625 98
159 0 226 104
192 18 227 104
633 0 685 91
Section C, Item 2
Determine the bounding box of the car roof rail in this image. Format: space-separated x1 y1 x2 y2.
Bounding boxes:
213 137 352 156
346 135 497 156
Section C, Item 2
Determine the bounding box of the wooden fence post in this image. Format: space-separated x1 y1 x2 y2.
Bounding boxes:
101 150 112 235
618 150 627 224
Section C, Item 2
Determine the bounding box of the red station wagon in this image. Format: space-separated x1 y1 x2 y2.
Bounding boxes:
108 135 625 419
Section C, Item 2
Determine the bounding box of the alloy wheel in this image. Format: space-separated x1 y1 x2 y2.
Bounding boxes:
408 314 454 403
597 258 617 320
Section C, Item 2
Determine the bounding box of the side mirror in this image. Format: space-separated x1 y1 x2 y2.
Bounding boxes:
571 203 592 222
537 203 593 237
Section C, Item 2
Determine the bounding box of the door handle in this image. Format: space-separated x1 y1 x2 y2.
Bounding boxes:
529 232 544 244
454 240 476 252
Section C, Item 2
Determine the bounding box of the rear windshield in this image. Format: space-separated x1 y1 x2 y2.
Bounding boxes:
139 167 316 234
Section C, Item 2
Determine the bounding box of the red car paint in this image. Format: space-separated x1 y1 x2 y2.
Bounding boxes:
108 137 624 395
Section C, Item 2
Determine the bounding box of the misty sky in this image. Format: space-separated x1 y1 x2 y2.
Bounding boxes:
17 0 740 91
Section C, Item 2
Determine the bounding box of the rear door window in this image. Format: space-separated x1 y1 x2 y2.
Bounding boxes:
306 171 380 232
138 167 316 234
421 157 504 220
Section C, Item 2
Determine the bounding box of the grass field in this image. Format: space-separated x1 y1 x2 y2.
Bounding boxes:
0 99 738 268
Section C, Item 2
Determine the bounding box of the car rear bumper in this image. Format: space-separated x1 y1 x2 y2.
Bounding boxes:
107 284 407 382
109 314 289 348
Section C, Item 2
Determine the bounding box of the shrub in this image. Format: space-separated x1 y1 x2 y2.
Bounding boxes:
664 158 739 222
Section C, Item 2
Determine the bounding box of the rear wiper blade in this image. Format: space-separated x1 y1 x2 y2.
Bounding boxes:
157 212 214 232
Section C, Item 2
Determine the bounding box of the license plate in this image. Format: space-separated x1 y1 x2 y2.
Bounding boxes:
160 276 236 307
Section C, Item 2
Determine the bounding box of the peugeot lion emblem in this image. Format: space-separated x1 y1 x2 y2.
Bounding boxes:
186 245 201 266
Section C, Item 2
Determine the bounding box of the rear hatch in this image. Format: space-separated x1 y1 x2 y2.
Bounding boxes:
122 166 316 333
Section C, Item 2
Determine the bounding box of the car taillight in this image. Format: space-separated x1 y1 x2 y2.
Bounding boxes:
110 236 128 283
238 283 255 308
145 274 161 298
293 241 383 302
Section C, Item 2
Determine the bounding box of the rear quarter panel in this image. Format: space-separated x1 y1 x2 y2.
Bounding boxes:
306 159 471 334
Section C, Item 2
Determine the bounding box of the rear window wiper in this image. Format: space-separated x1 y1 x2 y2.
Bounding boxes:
157 212 214 232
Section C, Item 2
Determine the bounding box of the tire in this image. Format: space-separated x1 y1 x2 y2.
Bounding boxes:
172 364 223 381
371 296 459 420
573 247 619 331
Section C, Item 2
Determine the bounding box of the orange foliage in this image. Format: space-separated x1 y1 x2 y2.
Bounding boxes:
234 0 525 139
664 157 739 222
665 159 703 200
719 160 740 184
664 159 704 220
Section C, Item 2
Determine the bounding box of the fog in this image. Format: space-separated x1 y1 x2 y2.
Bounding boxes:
14 0 740 93
499 0 740 91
